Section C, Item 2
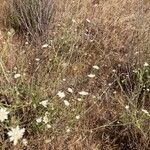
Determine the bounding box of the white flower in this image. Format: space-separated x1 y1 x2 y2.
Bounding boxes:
93 65 99 70
125 105 129 110
108 83 112 86
79 91 89 96
36 117 42 123
72 19 76 23
77 98 82 101
113 91 117 94
63 100 70 106
43 112 49 124
39 100 49 108
68 88 73 93
33 104 37 108
51 106 55 110
14 74 21 79
146 88 150 92
66 128 71 133
46 124 51 129
42 44 49 48
86 19 90 23
25 42 29 45
43 116 49 124
72 108 76 112
87 74 95 78
75 115 80 120
141 109 149 114
92 95 96 99
57 91 65 99
0 107 9 122
22 139 28 146
144 62 149 67
35 58 40 61
8 126 25 145
135 51 139 55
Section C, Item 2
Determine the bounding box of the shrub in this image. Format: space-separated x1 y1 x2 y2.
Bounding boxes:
6 0 54 42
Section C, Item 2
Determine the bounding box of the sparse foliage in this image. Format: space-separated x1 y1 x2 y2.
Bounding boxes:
0 0 149 149
6 0 54 42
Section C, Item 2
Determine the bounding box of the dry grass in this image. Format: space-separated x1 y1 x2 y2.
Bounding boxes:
2 0 54 44
0 0 150 149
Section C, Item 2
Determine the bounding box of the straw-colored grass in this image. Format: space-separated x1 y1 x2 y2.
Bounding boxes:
0 0 149 149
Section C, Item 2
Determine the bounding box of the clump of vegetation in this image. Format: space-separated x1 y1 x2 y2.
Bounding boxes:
5 0 54 42
0 0 149 149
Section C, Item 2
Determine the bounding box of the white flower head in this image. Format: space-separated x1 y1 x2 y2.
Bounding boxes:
35 58 40 61
57 91 65 99
8 126 25 145
39 100 49 108
77 98 82 101
92 95 96 99
144 62 149 67
68 88 73 93
25 42 29 45
66 127 71 133
87 74 95 78
72 19 76 23
86 19 90 23
63 100 70 107
146 88 150 92
43 112 49 124
33 104 37 108
125 105 129 110
36 117 42 123
108 83 112 86
14 74 21 79
113 91 117 94
22 139 28 146
46 124 52 129
42 44 49 48
75 115 80 120
0 107 9 122
93 65 99 70
79 91 89 96
141 109 149 114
